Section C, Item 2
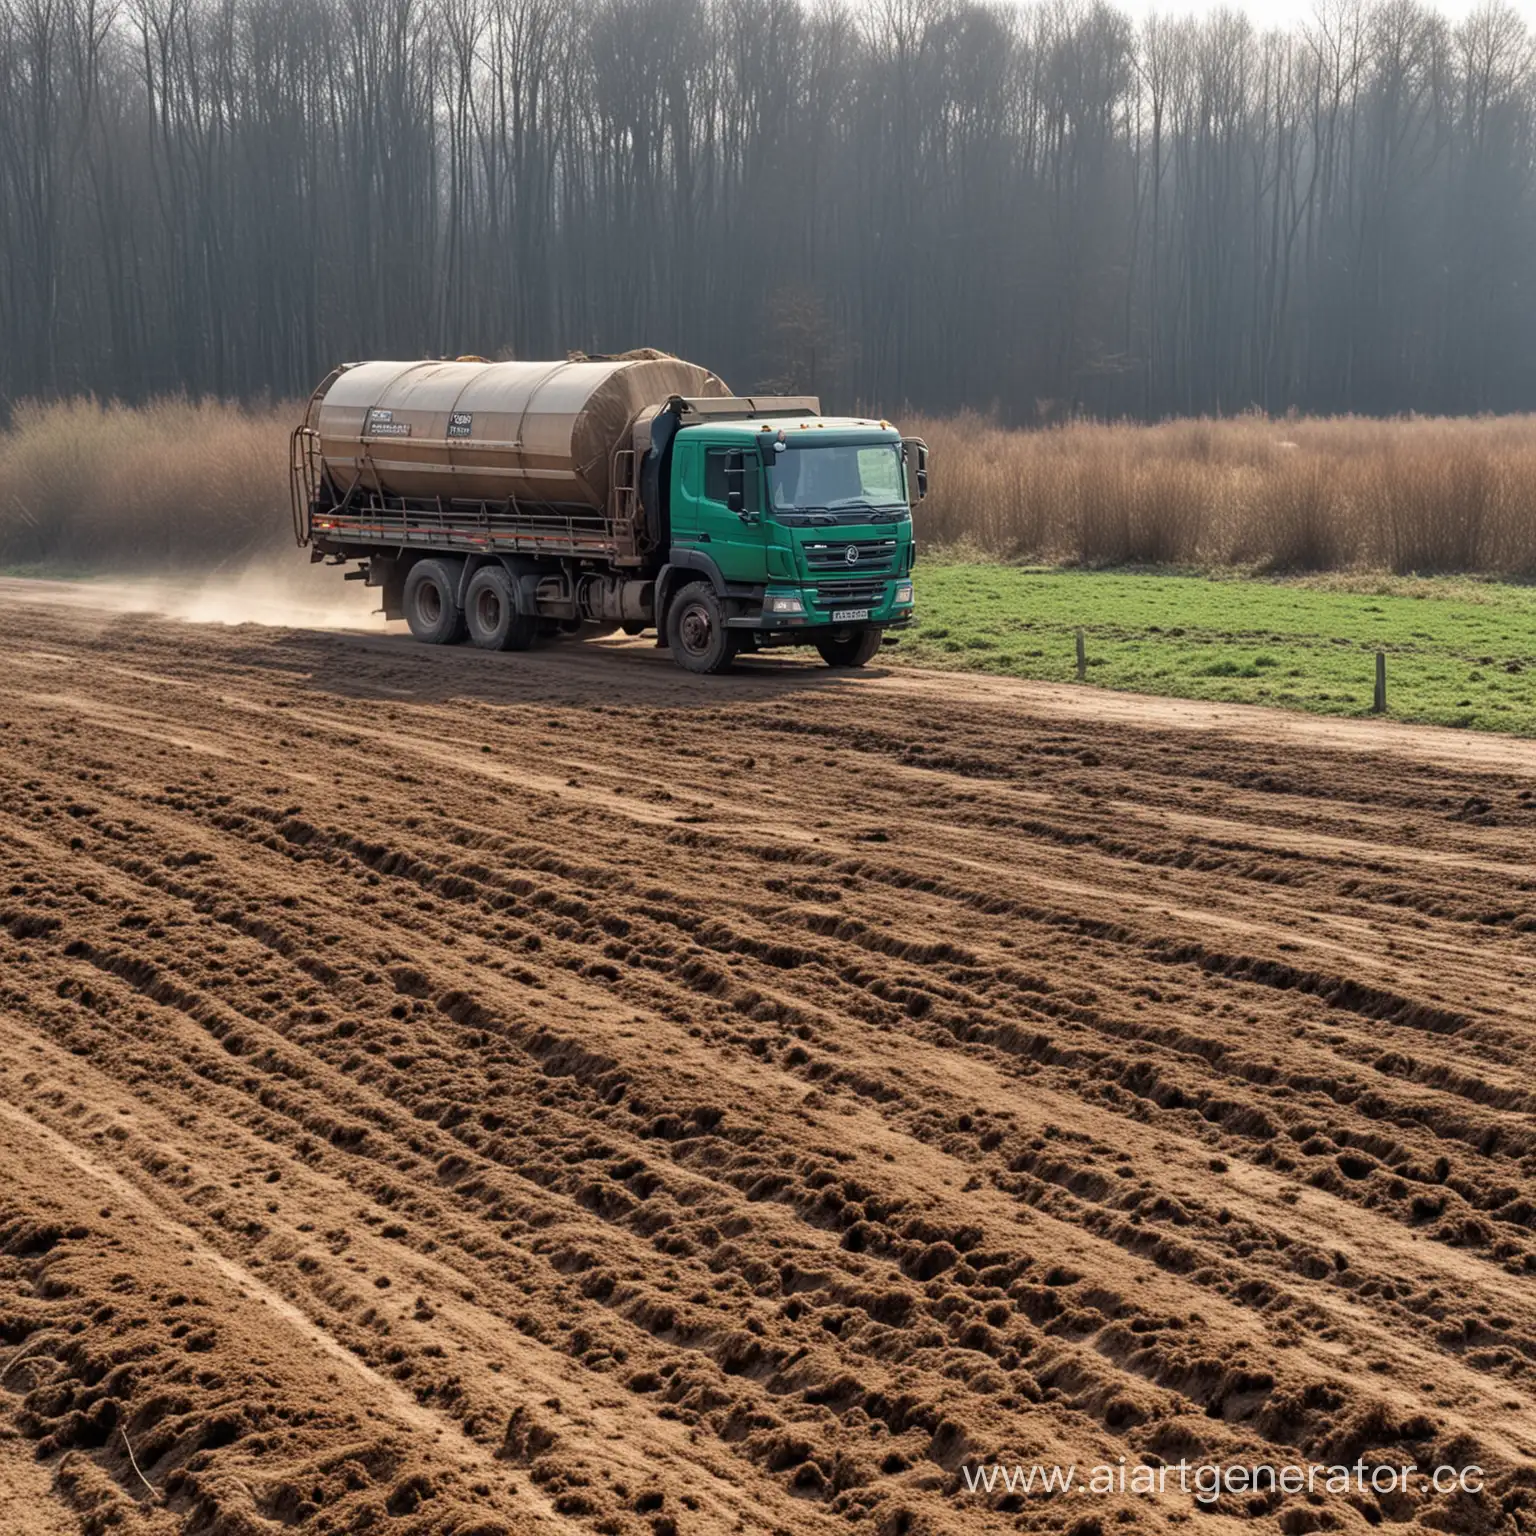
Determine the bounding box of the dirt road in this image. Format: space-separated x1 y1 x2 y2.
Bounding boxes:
3 584 1535 1536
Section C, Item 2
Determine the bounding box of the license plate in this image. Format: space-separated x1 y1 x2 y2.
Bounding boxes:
831 608 870 623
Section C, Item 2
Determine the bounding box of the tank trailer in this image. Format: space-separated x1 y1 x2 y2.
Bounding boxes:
291 356 927 672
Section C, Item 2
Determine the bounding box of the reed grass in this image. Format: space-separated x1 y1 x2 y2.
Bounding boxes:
4 397 1536 578
0 396 290 570
909 411 1536 576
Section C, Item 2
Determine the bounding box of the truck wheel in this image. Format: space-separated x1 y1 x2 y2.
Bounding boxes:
816 629 884 668
404 559 467 645
666 582 738 674
465 565 536 651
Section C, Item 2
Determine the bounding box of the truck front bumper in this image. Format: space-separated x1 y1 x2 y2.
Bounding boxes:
727 583 914 633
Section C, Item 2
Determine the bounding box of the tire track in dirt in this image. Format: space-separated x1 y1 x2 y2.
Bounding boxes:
0 1080 559 1535
0 1024 843 1536
3 590 1536 1536
0 1097 563 1491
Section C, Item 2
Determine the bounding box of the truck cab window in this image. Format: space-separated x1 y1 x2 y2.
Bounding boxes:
704 448 759 513
768 444 906 512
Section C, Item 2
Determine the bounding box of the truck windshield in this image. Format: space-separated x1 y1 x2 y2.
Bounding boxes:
767 444 907 518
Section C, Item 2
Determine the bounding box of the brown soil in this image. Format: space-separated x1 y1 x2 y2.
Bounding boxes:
3 583 1536 1536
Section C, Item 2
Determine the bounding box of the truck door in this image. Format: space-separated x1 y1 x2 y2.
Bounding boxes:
672 442 766 583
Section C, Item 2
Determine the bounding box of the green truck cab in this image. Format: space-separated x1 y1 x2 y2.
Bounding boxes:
291 358 928 674
658 411 923 671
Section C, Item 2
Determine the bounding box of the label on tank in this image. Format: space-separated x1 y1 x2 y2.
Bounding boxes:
367 408 411 437
447 412 473 438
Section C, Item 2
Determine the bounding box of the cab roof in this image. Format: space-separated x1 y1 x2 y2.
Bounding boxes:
682 415 901 443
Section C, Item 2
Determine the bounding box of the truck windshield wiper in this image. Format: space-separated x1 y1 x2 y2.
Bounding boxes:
773 505 907 525
829 506 909 525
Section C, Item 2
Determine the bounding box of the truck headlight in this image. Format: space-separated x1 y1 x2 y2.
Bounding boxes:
768 595 804 614
895 583 914 605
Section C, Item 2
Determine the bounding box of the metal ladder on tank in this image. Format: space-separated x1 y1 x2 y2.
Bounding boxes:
609 447 646 565
288 368 342 547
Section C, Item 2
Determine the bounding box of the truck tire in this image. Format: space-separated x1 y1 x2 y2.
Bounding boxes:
816 629 884 668
465 565 536 652
666 582 738 674
404 559 468 645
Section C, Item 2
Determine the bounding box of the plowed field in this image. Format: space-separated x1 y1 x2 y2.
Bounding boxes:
3 582 1536 1536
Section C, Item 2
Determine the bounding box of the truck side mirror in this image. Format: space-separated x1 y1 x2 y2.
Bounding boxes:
903 438 929 502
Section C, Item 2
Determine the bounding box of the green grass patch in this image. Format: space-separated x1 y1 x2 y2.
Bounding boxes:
894 566 1536 734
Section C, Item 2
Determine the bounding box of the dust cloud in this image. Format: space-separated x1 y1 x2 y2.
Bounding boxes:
0 557 391 631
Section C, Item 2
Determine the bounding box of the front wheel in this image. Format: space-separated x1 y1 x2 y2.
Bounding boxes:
816 629 884 668
665 582 738 674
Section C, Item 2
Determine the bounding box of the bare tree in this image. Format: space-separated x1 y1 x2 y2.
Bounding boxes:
1 0 1534 420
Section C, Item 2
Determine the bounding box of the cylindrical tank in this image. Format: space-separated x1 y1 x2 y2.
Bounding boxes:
309 355 729 510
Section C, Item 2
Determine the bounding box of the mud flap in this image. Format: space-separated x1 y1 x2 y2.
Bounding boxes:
367 555 404 621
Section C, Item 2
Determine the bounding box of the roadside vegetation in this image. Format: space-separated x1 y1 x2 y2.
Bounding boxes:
909 411 1536 576
7 398 1536 579
0 397 289 570
898 565 1536 735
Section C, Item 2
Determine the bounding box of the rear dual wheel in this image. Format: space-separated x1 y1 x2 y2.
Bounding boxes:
403 558 467 645
465 565 537 652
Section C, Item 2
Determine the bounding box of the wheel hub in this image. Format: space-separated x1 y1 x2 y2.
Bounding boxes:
680 604 712 653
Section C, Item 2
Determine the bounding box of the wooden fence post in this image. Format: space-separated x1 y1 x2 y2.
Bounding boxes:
1076 628 1086 683
1372 651 1386 714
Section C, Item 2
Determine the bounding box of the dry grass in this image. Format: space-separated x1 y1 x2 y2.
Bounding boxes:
4 398 1536 578
0 396 291 570
910 411 1536 576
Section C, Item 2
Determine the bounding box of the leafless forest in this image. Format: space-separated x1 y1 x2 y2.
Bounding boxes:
1 0 1533 420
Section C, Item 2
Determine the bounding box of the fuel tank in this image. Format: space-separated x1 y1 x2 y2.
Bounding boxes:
308 355 730 509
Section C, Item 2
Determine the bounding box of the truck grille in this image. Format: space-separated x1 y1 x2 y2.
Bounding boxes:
801 538 898 574
813 578 889 609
